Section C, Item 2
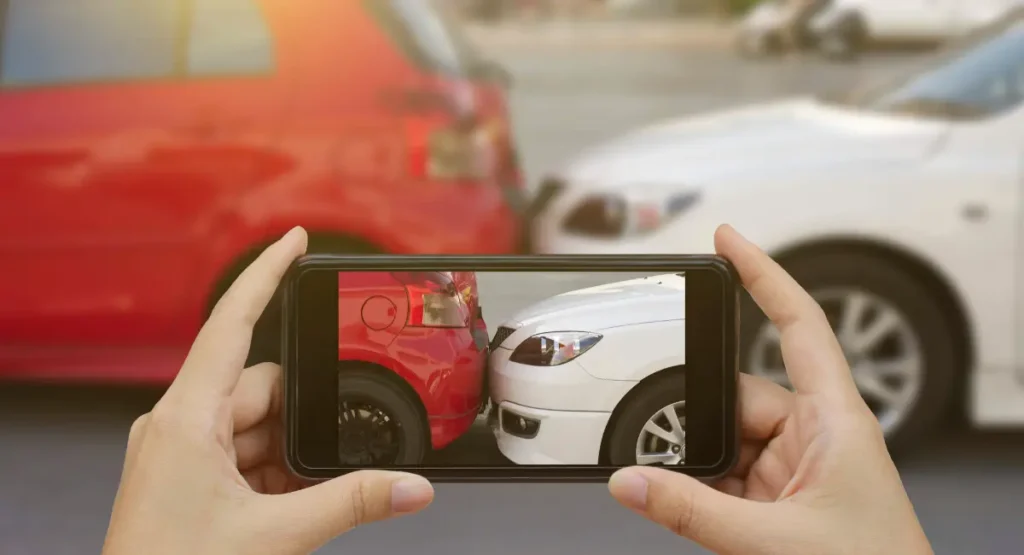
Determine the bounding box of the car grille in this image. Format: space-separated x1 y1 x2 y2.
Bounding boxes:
526 177 565 220
489 325 516 351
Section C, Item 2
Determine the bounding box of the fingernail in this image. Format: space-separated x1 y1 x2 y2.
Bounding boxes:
609 469 649 511
282 226 304 242
391 476 433 514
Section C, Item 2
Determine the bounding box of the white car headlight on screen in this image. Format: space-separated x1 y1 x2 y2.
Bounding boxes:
509 331 603 366
561 190 700 238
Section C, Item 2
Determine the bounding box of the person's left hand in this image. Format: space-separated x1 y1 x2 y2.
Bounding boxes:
102 227 435 555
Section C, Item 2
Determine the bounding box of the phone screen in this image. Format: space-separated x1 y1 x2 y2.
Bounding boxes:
284 259 737 480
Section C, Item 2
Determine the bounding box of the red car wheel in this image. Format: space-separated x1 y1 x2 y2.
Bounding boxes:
336 368 428 466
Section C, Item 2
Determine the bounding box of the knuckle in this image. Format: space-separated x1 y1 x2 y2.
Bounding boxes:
128 413 150 440
667 487 707 541
669 493 698 538
147 404 186 438
346 479 372 528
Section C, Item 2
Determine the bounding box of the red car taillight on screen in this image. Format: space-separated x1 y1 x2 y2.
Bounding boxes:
392 271 470 328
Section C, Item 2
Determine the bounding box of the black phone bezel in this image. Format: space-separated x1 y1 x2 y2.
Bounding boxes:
282 255 740 483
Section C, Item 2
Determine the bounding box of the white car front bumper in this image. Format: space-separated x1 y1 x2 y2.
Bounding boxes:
488 346 634 465
490 401 611 465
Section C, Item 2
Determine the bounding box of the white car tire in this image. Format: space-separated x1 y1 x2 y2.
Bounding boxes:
606 373 687 467
740 251 959 455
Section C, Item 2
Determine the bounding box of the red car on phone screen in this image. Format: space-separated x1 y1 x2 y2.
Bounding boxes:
0 0 527 383
337 270 488 464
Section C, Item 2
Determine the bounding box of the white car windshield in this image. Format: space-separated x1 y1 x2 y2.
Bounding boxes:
827 16 1024 120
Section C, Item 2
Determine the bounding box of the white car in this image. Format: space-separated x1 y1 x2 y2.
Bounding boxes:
739 0 1022 58
838 0 1022 43
489 274 686 465
531 13 1024 452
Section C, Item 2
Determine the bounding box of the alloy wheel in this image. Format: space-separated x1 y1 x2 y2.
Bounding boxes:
337 399 403 466
635 400 686 466
748 288 924 435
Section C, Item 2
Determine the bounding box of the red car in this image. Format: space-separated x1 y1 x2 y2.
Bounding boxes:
337 270 488 464
0 0 526 383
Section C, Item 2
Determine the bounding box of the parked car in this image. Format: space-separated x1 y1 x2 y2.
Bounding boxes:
337 270 488 465
489 274 686 465
0 0 526 384
737 0 868 61
529 10 1024 452
738 0 1022 59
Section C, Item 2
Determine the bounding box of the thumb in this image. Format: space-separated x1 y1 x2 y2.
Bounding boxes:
609 467 777 554
259 470 434 553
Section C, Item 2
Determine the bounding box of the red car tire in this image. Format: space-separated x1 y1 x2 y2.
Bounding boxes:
337 367 429 466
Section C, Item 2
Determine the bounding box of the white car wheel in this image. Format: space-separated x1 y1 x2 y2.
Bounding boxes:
750 289 924 435
635 400 686 466
606 373 687 466
740 251 959 454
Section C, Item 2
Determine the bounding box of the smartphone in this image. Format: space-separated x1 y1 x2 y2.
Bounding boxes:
282 255 739 482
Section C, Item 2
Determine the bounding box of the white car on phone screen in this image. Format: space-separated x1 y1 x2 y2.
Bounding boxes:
529 11 1024 453
488 274 686 466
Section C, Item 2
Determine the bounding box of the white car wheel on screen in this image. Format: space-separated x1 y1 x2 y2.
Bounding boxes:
635 400 686 466
606 373 687 466
750 289 924 435
740 251 959 454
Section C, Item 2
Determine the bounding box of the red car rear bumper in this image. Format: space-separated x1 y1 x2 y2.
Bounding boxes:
423 317 491 450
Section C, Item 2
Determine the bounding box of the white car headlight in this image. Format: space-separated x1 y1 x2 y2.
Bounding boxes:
509 331 602 366
561 191 700 238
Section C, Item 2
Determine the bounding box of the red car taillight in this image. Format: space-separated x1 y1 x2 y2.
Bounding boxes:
392 271 470 328
406 116 499 181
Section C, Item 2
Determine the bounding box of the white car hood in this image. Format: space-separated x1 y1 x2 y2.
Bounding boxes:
505 274 686 332
562 98 947 186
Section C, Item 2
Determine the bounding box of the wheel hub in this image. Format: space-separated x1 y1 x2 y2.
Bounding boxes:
635 400 686 466
337 400 400 465
748 288 924 436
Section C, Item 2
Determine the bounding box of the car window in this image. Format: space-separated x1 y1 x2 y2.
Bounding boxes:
0 0 179 87
187 0 275 76
840 20 1024 119
873 25 1024 118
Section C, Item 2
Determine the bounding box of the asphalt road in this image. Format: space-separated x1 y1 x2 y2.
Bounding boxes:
3 48 1024 555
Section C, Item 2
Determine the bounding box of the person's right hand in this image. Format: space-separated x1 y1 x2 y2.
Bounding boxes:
608 224 934 555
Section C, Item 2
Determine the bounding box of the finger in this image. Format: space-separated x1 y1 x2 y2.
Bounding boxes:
609 466 782 553
255 471 434 553
231 363 283 433
730 441 766 479
234 419 276 471
714 224 858 400
112 413 150 504
124 413 150 469
170 227 307 404
714 476 746 498
243 464 307 495
736 373 793 442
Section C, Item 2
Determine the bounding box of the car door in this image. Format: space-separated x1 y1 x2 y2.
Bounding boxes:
0 0 287 372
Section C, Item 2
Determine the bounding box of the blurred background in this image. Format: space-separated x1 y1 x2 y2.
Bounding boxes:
2 0 1024 553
